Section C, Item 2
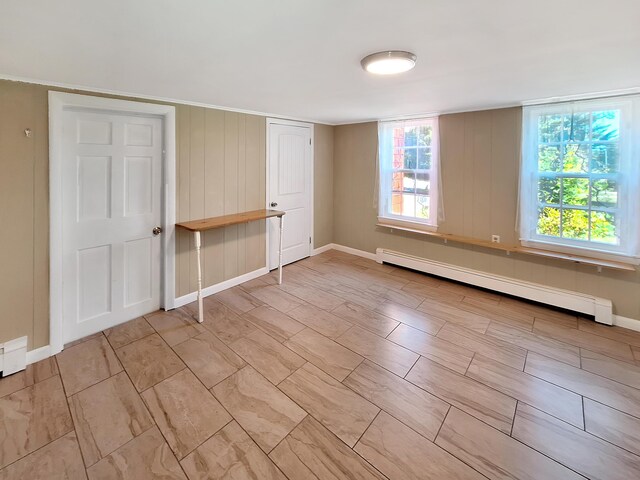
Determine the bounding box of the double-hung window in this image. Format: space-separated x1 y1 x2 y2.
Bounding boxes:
520 96 640 261
378 118 440 231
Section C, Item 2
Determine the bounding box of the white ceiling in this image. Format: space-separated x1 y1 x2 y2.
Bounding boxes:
1 0 639 124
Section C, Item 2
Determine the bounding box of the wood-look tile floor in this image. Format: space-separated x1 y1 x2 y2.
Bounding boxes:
2 250 640 479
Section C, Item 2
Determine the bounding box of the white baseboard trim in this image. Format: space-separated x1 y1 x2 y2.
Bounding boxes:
312 243 335 255
26 345 52 365
612 315 640 333
173 267 269 309
376 247 614 325
327 244 378 261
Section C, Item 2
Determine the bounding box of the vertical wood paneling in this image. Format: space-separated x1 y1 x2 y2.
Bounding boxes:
245 115 265 271
439 115 465 235
223 112 239 280
333 112 640 321
175 108 268 297
237 115 247 274
177 105 191 296
491 108 520 245
203 109 225 287
188 108 206 292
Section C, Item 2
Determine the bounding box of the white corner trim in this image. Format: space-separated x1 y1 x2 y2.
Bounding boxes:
376 247 614 325
612 315 640 333
173 267 269 308
25 345 53 365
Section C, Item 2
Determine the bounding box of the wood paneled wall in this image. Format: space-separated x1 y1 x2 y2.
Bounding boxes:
175 107 267 297
0 79 334 349
333 109 640 320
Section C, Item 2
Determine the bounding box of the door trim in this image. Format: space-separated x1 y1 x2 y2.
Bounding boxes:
265 118 314 269
49 92 176 354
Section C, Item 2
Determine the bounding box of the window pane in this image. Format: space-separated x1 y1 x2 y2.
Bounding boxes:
591 211 618 244
562 178 589 206
563 113 590 142
537 207 560 237
415 173 430 195
591 179 618 208
404 127 417 146
562 143 589 173
401 193 416 216
538 145 561 172
592 110 620 141
401 172 416 192
561 209 589 240
417 147 431 169
392 148 404 169
391 172 404 192
538 177 560 204
416 195 430 219
539 115 563 143
404 149 417 169
591 143 619 173
418 125 432 146
391 193 403 215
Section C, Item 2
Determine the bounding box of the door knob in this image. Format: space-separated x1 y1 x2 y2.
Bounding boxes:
152 226 163 235
270 202 278 207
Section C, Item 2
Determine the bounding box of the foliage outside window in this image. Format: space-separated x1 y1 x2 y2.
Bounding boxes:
378 118 440 230
520 96 640 261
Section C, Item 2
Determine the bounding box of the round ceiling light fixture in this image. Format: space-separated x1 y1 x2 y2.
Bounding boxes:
361 50 417 75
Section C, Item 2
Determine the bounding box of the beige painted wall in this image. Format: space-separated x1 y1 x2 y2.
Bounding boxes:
333 110 640 320
314 124 334 248
0 79 333 349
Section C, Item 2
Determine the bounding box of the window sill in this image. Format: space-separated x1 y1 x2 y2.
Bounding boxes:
376 226 637 271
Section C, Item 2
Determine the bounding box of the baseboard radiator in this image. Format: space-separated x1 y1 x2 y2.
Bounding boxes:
0 336 28 377
376 248 613 325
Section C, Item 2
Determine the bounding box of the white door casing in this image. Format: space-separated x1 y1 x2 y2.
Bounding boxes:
49 91 176 355
60 110 163 343
268 120 313 268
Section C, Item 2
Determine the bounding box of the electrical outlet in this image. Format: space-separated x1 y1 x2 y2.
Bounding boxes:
491 235 500 243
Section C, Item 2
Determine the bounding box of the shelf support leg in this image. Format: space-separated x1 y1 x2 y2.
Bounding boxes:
278 215 284 285
195 230 203 323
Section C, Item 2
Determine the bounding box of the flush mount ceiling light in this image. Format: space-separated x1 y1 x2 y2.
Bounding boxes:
361 50 417 75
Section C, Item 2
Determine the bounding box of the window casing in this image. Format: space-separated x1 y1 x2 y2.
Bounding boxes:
520 96 640 261
378 118 440 231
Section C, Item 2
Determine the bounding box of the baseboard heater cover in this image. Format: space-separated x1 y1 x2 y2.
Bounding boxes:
376 248 613 325
0 336 28 377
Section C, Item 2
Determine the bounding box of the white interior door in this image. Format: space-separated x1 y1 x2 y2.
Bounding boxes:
269 122 312 268
61 109 163 344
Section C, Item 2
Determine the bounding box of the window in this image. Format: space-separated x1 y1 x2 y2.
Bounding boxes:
520 96 640 260
378 118 440 230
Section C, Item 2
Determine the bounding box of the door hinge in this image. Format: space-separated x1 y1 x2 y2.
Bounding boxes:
309 237 311 244
309 139 311 145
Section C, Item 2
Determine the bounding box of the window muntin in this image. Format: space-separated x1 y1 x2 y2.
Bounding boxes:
379 118 439 229
521 97 640 259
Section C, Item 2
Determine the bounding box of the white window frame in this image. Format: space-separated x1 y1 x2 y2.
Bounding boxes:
520 96 640 263
377 118 440 232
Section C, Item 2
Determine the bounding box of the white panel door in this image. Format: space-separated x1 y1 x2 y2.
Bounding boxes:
61 110 163 344
269 123 312 268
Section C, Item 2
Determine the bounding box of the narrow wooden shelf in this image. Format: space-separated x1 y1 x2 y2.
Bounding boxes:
377 223 636 272
176 209 285 232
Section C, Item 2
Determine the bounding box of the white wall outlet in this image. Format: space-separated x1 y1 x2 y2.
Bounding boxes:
491 235 501 243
